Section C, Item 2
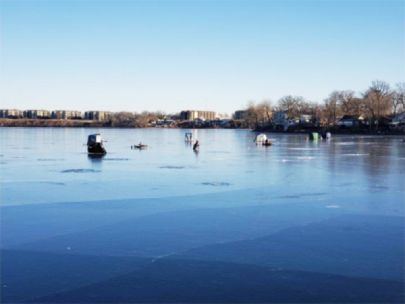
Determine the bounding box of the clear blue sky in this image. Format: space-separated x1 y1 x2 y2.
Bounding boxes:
0 0 404 114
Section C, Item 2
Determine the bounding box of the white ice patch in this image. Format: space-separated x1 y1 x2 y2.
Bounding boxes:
325 204 340 208
289 148 320 151
297 156 315 160
279 159 295 162
341 153 369 157
335 142 356 145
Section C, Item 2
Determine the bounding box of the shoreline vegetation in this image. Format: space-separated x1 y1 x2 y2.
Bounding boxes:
0 118 404 136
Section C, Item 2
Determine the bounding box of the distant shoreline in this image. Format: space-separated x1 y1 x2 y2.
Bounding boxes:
1 118 404 136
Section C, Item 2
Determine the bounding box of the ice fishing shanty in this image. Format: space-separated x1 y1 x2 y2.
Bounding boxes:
87 133 106 155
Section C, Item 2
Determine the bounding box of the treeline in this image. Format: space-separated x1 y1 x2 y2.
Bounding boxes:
108 111 166 128
241 80 405 129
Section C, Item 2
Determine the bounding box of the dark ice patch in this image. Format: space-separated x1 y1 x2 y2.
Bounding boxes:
278 192 328 199
207 150 231 154
61 169 101 173
159 166 185 169
37 158 64 161
201 182 231 187
278 195 301 199
338 182 352 187
38 181 66 186
103 158 129 161
369 185 390 192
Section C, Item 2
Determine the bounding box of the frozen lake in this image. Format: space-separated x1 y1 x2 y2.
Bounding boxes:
1 128 404 303
1 128 404 207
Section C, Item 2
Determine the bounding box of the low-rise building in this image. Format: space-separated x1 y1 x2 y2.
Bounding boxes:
180 110 216 121
84 111 112 121
0 109 24 118
52 110 82 119
233 110 247 120
24 110 51 119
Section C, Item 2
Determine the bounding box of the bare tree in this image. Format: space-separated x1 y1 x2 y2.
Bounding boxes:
363 80 392 127
324 91 341 125
256 100 272 123
301 101 319 117
243 101 272 128
110 112 139 127
277 95 305 118
323 90 364 125
109 111 166 128
244 101 259 128
336 90 360 116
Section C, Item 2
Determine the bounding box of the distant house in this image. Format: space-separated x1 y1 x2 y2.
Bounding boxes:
272 111 297 131
209 118 232 128
378 115 395 129
299 114 319 128
337 115 362 128
180 110 216 121
300 114 312 124
273 111 288 125
390 112 405 126
219 119 232 128
24 110 51 119
154 118 175 127
193 117 206 125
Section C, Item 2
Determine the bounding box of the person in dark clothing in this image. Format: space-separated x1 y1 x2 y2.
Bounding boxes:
193 140 199 151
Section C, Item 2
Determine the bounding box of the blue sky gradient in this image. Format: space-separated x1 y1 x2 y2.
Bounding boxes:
1 0 404 113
